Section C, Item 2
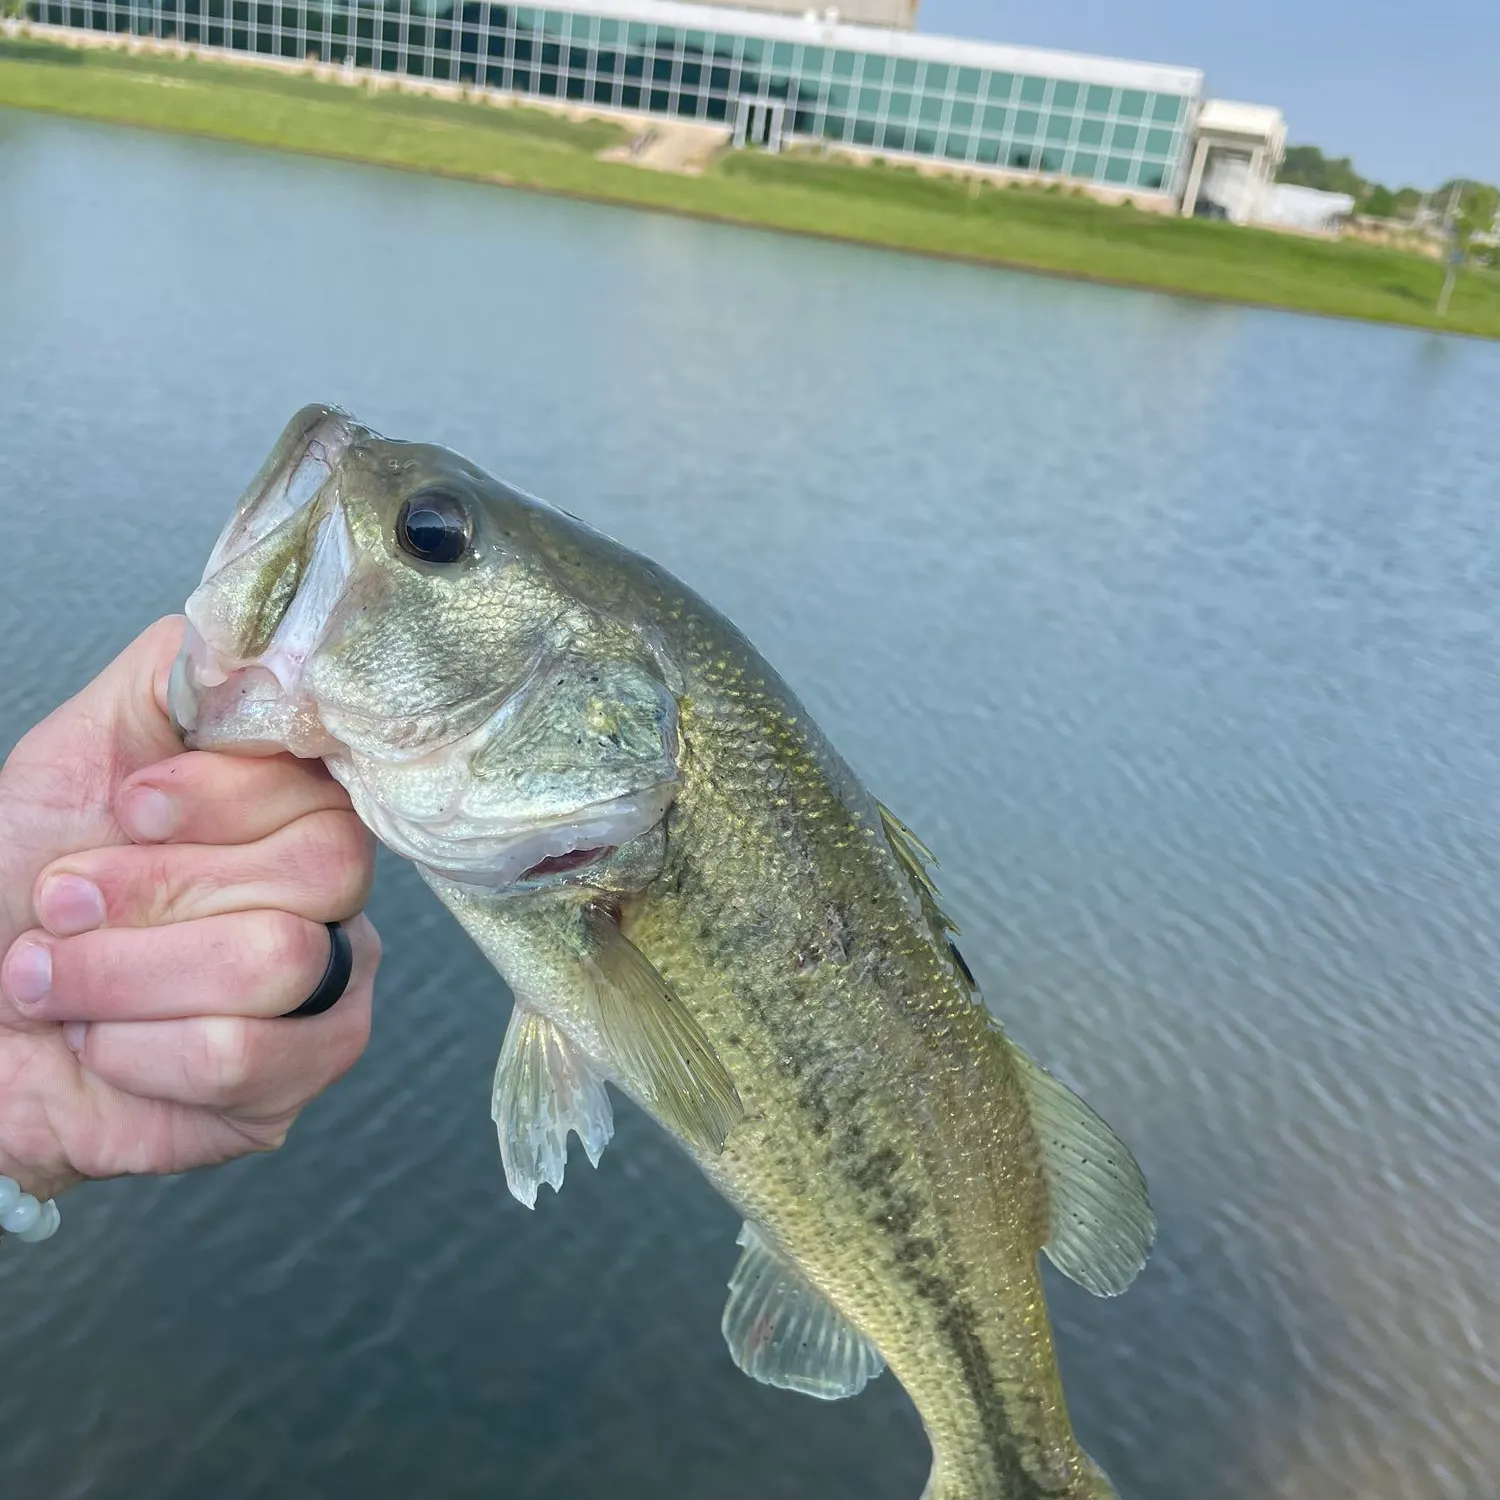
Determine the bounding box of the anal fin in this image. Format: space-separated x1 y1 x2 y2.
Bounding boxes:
722 1222 884 1401
1014 1048 1155 1296
492 1003 614 1209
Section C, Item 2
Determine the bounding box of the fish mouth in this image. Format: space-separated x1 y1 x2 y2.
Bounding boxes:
170 406 357 756
202 405 355 584
172 406 524 760
521 845 612 880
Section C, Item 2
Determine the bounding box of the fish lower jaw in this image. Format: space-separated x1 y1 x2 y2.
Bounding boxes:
169 621 344 758
172 665 342 759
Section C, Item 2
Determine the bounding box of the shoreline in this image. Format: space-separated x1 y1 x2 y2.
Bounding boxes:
3 32 1497 341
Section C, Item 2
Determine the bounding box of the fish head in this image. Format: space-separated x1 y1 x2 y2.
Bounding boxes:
172 405 680 891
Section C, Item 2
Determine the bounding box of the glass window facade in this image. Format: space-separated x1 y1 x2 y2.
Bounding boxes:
29 0 1197 193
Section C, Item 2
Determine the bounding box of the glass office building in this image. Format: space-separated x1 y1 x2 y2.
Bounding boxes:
27 0 1205 197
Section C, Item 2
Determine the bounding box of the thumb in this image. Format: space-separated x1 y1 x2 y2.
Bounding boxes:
84 614 191 775
37 615 189 784
0 615 188 887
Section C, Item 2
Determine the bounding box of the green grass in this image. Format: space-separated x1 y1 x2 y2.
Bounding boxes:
4 35 1498 339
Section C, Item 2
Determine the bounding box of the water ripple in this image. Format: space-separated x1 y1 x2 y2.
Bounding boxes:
3 109 1500 1500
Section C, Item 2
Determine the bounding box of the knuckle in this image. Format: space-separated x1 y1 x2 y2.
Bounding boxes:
78 845 188 925
347 912 382 967
144 847 192 916
249 910 328 994
296 811 373 914
196 1016 258 1098
60 931 109 1002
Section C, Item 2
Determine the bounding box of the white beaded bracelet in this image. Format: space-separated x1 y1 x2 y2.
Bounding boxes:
0 1176 61 1244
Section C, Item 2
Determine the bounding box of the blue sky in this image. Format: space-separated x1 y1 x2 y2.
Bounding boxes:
920 0 1497 189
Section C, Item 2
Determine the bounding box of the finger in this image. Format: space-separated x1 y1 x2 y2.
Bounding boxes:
0 617 188 941
69 963 374 1119
116 751 353 847
61 1080 303 1177
33 809 375 936
1 617 187 812
39 1055 304 1186
5 909 379 1024
74 615 188 773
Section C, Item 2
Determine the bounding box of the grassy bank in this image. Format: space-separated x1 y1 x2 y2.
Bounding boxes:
4 34 1499 339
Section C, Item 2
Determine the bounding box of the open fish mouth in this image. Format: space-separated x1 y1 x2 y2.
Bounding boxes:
202 405 355 584
169 406 356 757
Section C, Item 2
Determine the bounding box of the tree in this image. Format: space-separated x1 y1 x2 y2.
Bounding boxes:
1389 187 1423 219
1442 179 1500 251
1279 144 1366 199
1278 144 1494 231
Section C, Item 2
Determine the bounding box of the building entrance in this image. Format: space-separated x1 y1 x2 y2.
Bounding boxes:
732 99 787 153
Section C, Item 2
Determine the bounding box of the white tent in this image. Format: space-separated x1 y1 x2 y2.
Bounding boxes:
1256 183 1356 235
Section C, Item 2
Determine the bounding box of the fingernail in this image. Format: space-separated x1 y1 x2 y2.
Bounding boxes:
37 875 106 937
121 786 176 843
3 940 52 1007
63 1022 87 1054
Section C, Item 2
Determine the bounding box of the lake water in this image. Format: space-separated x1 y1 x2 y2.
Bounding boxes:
3 108 1500 1500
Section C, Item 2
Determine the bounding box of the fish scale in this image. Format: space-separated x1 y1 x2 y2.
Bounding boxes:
171 405 1151 1500
629 674 1083 1500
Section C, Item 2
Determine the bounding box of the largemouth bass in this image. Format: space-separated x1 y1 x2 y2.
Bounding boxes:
171 406 1154 1500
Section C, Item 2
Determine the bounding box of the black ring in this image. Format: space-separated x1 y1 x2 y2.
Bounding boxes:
282 922 355 1018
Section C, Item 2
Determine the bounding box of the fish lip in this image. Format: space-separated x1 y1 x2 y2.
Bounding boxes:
201 407 355 582
173 408 359 746
174 497 355 750
516 844 614 882
167 621 209 739
173 650 344 759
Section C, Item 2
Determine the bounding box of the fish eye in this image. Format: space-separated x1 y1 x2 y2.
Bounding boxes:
396 487 472 566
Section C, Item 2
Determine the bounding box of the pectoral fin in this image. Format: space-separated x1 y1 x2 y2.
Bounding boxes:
580 907 743 1157
722 1223 884 1400
421 872 741 1179
1014 1048 1155 1296
492 1003 614 1209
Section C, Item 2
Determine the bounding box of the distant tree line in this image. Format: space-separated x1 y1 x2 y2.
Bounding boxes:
1279 144 1498 253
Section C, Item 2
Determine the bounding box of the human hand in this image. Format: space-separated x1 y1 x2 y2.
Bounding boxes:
0 617 379 1206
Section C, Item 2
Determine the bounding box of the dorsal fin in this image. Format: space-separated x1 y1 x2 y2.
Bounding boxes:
876 802 976 997
1013 1047 1155 1296
878 807 1153 1297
